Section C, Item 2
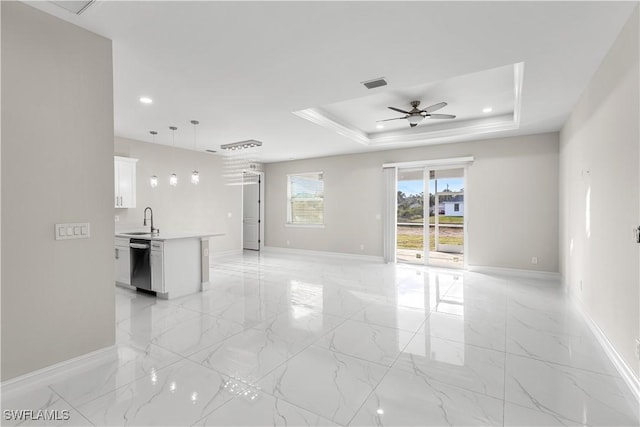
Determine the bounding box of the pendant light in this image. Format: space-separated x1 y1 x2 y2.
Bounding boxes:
169 126 178 186
190 120 200 185
149 131 159 188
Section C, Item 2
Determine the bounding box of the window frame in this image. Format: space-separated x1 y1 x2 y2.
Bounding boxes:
286 171 325 228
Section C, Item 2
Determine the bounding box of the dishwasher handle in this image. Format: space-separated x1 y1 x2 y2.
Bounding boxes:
130 243 150 249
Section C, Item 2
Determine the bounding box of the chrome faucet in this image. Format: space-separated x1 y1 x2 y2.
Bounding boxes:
143 207 159 234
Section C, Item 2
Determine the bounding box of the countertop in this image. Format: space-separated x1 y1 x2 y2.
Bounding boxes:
115 231 225 241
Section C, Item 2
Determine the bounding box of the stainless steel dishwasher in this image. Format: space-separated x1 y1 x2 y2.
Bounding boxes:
130 239 152 292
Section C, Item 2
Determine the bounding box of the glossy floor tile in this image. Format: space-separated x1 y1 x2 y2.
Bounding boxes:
257 344 389 425
349 363 504 426
193 387 336 426
2 251 638 426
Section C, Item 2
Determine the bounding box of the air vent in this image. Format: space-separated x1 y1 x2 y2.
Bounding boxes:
362 77 387 89
51 1 95 15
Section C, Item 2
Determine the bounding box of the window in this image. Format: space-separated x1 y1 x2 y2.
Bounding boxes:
287 172 324 226
454 203 460 212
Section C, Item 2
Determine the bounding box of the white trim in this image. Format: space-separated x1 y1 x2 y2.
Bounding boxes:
263 246 384 263
572 294 640 403
370 114 517 146
115 281 136 292
513 62 524 127
422 168 430 265
292 108 369 145
241 171 265 251
292 62 524 149
467 265 561 281
113 155 138 165
209 249 243 261
383 156 474 169
463 165 469 270
285 223 325 228
1 345 117 395
382 167 397 263
286 171 325 227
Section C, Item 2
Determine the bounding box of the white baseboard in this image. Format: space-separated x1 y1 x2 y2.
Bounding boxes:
467 265 561 281
1 345 117 395
263 246 384 263
115 281 136 292
209 249 243 261
572 294 640 403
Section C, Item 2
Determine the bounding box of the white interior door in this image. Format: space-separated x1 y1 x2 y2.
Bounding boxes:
243 172 260 251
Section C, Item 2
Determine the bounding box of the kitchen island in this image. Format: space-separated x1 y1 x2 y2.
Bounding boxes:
114 231 224 299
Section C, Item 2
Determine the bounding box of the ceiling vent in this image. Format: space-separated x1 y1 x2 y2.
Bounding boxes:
362 77 387 89
50 1 96 15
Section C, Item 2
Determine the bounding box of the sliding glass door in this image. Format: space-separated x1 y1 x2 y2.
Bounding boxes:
397 167 466 269
396 168 426 265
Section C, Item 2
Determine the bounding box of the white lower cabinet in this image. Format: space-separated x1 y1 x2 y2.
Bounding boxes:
114 238 130 285
150 241 164 293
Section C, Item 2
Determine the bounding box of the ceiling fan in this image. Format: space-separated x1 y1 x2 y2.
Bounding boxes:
378 100 456 128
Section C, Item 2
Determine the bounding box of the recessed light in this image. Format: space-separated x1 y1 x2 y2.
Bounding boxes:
376 124 384 129
482 107 493 113
139 97 153 104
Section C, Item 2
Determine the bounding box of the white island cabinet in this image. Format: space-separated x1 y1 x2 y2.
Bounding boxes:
114 237 130 285
115 232 223 299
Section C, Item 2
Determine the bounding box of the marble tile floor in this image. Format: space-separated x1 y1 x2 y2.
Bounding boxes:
2 251 638 426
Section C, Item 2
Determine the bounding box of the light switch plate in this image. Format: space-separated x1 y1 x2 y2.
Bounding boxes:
55 223 90 240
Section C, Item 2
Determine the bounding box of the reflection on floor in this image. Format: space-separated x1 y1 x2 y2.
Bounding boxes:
2 251 638 426
397 248 464 268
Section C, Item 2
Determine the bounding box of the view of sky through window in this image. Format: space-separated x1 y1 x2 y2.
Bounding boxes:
398 178 464 195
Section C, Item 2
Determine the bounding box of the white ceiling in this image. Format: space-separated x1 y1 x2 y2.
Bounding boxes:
296 63 520 146
26 1 637 163
321 64 515 134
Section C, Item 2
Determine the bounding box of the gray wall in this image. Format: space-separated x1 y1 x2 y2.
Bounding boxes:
1 2 115 380
560 7 639 377
114 137 241 253
265 132 559 273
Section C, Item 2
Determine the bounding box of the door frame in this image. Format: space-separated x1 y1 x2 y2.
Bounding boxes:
386 157 472 269
241 171 265 251
422 165 468 269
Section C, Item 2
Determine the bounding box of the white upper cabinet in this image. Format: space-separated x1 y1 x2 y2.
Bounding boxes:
114 156 138 208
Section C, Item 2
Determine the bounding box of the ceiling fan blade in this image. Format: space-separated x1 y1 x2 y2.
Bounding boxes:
377 117 407 122
427 114 456 119
409 123 418 128
388 106 412 114
422 102 448 114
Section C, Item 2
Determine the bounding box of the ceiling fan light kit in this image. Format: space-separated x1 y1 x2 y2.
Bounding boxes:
379 100 456 128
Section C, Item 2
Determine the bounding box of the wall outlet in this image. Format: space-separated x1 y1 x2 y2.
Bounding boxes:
531 256 538 265
227 212 232 218
359 244 365 251
114 215 120 222
636 339 640 360
286 240 290 246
